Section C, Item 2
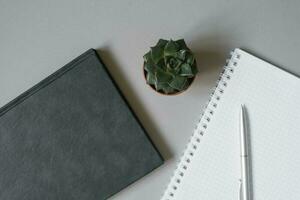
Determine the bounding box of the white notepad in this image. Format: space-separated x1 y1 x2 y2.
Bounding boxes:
161 49 300 200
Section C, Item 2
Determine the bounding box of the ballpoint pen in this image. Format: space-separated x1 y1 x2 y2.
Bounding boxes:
239 105 251 200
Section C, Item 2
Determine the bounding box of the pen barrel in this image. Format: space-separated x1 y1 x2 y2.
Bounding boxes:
241 155 251 200
240 107 249 156
240 105 251 200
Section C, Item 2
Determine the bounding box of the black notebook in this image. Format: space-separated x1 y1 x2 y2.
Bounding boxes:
0 49 163 200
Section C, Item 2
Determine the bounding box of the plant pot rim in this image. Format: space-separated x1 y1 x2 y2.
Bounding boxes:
143 62 196 96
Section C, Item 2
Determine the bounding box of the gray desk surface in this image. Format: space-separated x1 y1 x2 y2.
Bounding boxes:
0 1 299 199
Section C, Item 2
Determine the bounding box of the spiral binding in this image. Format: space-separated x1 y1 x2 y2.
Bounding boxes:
161 49 241 200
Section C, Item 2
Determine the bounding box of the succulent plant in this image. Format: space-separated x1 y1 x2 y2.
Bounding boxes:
143 39 197 94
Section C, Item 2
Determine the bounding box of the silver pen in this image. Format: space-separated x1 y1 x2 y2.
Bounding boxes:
239 105 251 200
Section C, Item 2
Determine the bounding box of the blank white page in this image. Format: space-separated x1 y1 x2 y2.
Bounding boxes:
161 49 300 200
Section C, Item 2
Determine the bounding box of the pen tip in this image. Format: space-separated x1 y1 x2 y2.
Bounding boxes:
241 104 246 114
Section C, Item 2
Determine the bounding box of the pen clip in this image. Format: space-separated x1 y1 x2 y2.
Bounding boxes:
239 179 243 200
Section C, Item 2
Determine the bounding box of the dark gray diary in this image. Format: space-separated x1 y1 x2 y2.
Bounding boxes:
0 49 163 200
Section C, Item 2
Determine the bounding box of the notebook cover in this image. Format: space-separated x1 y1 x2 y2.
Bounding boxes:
0 49 163 200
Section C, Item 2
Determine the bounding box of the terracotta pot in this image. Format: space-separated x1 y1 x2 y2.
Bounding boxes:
143 62 196 96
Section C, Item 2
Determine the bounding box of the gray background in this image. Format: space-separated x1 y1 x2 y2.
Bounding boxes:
0 0 299 199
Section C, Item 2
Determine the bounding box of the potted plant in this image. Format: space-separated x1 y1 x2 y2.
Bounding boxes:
143 39 197 95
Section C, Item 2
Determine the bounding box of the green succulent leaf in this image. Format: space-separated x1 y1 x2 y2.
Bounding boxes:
191 65 198 75
143 51 152 62
156 39 168 48
155 68 173 83
155 58 163 66
162 84 176 94
144 62 156 74
167 66 180 76
157 82 177 92
175 59 183 69
167 59 182 72
186 54 195 65
154 82 165 91
164 40 179 56
176 39 188 50
144 38 197 94
180 63 194 77
151 46 164 64
146 72 156 85
177 49 187 61
169 58 178 68
169 76 188 91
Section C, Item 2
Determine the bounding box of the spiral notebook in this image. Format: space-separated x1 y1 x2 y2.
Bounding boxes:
161 48 300 200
